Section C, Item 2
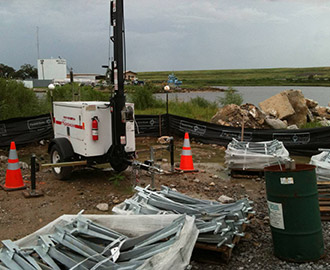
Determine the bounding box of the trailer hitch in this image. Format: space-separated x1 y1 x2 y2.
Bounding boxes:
127 160 164 174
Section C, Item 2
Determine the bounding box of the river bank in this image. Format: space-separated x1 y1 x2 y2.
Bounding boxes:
155 86 330 107
138 66 330 89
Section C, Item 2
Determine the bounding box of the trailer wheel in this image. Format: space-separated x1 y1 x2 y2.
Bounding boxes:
50 145 73 180
109 145 129 172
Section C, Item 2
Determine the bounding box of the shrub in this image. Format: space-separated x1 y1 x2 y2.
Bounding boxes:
50 83 108 102
0 78 48 120
127 84 163 110
218 86 243 106
190 96 217 108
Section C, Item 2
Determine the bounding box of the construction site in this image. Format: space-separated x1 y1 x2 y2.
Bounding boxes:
1 0 330 270
1 130 330 269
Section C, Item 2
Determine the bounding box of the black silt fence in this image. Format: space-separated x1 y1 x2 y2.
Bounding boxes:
1 113 330 155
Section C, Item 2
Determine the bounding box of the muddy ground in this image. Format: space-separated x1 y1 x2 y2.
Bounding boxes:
0 137 328 269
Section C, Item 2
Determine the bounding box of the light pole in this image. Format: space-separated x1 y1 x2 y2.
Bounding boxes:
164 85 170 115
164 85 170 135
48 83 55 115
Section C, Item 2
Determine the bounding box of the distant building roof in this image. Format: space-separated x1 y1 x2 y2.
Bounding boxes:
66 73 101 78
124 70 137 75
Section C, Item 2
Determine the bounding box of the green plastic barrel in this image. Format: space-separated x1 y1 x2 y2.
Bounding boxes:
264 164 324 262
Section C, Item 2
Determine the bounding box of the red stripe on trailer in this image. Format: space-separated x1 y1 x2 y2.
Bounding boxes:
74 125 84 130
54 119 84 130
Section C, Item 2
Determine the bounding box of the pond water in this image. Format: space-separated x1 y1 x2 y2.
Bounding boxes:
155 86 330 107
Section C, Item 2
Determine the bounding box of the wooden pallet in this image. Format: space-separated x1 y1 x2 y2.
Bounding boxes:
317 181 330 221
230 168 264 179
192 214 253 263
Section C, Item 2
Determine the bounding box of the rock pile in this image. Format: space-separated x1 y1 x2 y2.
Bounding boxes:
211 103 269 129
211 89 330 129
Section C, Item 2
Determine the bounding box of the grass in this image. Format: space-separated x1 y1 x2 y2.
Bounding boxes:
109 172 125 187
137 67 330 89
135 98 218 122
300 121 325 129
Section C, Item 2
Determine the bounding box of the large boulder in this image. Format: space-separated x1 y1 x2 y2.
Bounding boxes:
259 92 295 119
259 90 309 127
283 90 308 127
265 117 288 129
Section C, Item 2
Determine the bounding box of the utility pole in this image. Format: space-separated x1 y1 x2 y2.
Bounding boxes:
36 26 40 59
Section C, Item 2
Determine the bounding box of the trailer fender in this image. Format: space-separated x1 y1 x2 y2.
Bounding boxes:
48 138 75 160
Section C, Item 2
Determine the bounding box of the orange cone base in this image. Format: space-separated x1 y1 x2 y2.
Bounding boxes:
175 156 198 173
2 170 26 191
1 184 26 191
175 167 199 173
180 156 195 170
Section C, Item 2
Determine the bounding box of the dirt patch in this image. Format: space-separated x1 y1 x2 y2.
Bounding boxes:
0 138 233 241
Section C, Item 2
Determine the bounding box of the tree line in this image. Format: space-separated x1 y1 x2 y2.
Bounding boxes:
0 63 38 80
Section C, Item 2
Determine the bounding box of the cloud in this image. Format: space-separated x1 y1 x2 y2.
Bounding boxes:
1 0 330 72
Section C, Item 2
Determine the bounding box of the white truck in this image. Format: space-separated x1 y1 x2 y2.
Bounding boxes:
49 101 135 179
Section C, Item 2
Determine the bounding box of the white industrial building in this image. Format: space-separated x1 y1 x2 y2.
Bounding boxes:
37 58 67 81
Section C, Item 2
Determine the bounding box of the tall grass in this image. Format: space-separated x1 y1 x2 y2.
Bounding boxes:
138 67 330 88
134 95 218 122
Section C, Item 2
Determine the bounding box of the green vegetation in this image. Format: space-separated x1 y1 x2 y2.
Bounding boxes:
300 121 324 129
0 78 48 120
109 172 125 187
125 83 219 120
0 63 37 79
133 95 218 122
137 67 330 89
0 78 223 122
126 83 163 110
218 87 243 106
0 79 110 121
50 83 109 102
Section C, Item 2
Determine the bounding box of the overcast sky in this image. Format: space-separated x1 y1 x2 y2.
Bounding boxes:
1 0 330 74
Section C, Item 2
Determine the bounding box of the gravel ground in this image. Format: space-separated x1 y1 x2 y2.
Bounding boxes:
190 190 330 270
0 139 328 269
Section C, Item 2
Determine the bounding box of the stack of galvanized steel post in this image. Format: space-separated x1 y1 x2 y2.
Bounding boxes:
225 139 289 175
0 215 193 270
113 186 254 252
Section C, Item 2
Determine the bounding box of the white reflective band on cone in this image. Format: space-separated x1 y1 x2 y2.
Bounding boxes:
181 149 192 156
8 162 20 170
183 139 191 148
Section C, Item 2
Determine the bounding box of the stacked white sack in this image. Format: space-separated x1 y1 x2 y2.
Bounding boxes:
310 150 330 181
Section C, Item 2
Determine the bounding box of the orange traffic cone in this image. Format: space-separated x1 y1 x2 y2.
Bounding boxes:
1 142 26 191
177 132 198 172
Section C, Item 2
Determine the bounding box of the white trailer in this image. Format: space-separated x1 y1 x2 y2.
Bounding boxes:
49 101 135 179
48 0 143 180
